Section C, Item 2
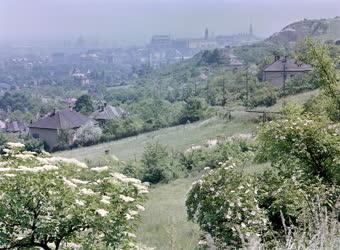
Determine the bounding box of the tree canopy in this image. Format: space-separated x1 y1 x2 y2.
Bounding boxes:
0 142 148 249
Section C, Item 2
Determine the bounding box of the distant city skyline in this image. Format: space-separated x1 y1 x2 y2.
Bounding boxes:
0 0 339 46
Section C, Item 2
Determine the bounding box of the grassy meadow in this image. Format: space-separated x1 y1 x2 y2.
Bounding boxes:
55 115 257 164
137 177 201 250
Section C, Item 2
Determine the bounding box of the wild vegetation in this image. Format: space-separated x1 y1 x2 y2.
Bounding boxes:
0 142 148 249
186 39 340 249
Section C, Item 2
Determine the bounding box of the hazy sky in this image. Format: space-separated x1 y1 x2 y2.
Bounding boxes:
0 0 339 46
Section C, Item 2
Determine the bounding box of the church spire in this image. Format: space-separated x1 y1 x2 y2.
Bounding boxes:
205 28 209 40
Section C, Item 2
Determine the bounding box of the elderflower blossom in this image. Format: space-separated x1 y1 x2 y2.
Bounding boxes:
6 142 25 149
111 172 141 184
120 194 135 202
100 195 111 205
9 165 59 173
63 177 77 188
15 154 34 160
125 232 136 238
80 188 96 196
48 157 88 169
96 209 109 217
71 178 89 185
75 199 85 206
91 166 109 172
136 204 145 211
128 210 139 216
125 213 133 220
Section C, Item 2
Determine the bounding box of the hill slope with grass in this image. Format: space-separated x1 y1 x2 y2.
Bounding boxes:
55 115 257 164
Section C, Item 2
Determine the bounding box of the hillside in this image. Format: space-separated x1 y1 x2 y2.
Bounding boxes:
267 17 340 44
55 115 257 164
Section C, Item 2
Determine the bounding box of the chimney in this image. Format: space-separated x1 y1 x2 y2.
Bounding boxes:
282 56 287 63
274 55 279 61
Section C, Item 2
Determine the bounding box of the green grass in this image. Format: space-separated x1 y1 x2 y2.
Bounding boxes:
136 177 201 250
55 116 257 164
251 89 319 112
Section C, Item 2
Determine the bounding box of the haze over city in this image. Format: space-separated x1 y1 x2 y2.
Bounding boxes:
1 0 339 46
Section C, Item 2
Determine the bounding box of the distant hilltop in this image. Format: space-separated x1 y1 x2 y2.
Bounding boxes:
266 17 340 44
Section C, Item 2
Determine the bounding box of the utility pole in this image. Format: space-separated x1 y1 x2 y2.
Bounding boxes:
222 77 226 107
283 56 287 96
194 81 198 96
245 70 249 108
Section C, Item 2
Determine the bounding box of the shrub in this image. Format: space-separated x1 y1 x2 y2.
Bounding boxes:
246 83 277 108
256 169 339 234
0 132 7 151
186 163 269 249
0 142 148 249
257 114 340 184
282 72 319 96
140 142 179 184
74 123 102 146
23 137 44 153
180 97 207 123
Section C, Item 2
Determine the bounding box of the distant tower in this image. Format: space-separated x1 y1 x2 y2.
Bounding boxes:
249 23 253 36
205 28 209 40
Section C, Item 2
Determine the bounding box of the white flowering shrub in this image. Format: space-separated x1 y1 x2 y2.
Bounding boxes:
186 162 269 248
74 123 102 146
0 142 148 249
257 114 340 184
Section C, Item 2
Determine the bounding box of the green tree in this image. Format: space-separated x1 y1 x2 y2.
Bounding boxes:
180 97 206 123
141 142 172 184
298 38 340 121
0 142 148 249
74 94 94 115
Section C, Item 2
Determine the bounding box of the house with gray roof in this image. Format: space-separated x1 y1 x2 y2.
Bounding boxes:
91 104 128 125
29 109 93 149
263 57 312 87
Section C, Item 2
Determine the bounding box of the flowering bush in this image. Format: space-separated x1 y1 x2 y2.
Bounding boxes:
0 142 148 249
186 162 269 248
257 114 340 184
74 123 103 146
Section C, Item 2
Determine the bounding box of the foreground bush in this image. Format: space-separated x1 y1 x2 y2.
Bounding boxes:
186 111 339 249
186 163 269 249
0 142 148 249
186 160 339 249
257 114 340 184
